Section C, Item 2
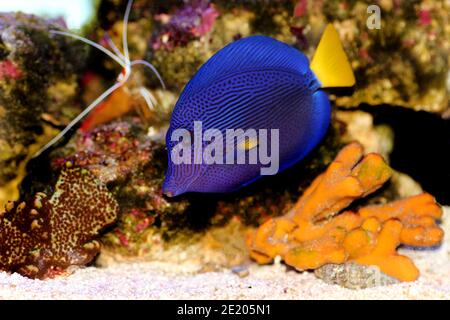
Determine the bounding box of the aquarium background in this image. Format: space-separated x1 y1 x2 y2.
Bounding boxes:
0 0 95 29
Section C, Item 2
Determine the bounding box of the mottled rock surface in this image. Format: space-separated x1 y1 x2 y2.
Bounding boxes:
92 0 448 112
0 13 87 207
294 0 449 113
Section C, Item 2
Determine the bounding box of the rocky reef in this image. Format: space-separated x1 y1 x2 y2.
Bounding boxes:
0 13 87 207
0 0 447 289
19 116 340 268
93 0 449 113
294 0 449 113
18 113 443 284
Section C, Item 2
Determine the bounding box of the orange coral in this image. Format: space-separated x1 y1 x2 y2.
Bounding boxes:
358 193 443 247
247 142 444 282
352 220 419 282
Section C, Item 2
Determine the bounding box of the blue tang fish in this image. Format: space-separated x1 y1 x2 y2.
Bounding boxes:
163 24 355 197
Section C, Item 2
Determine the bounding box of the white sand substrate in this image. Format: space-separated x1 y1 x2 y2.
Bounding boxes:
0 208 449 300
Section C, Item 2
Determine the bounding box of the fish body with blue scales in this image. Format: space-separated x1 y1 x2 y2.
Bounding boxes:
164 24 355 197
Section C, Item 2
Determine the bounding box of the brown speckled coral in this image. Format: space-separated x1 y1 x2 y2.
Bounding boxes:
247 142 444 282
0 166 119 279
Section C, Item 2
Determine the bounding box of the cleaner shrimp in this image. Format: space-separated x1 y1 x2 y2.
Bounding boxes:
35 0 165 157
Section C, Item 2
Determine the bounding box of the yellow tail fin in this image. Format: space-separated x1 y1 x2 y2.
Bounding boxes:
310 24 355 88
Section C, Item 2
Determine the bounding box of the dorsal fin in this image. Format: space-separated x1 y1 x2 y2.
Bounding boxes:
310 24 356 88
182 35 311 95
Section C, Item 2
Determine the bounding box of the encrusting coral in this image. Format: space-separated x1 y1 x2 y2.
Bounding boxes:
247 142 444 282
0 165 119 279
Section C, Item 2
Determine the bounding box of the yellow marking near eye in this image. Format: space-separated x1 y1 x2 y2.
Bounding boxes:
238 137 259 151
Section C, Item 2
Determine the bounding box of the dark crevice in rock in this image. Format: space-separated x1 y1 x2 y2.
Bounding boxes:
361 105 450 205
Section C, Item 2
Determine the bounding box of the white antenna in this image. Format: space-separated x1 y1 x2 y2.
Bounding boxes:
104 31 126 62
123 0 133 65
34 0 166 157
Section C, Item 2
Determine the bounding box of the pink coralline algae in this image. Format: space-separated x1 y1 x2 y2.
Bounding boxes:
0 60 22 80
192 6 219 37
152 0 219 50
0 166 119 279
418 10 432 26
294 0 308 18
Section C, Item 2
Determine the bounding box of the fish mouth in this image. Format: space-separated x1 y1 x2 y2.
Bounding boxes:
162 185 179 198
163 190 174 198
162 178 185 198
